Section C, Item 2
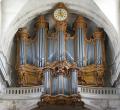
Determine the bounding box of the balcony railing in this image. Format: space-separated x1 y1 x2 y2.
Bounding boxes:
2 85 44 95
78 85 120 95
0 85 119 99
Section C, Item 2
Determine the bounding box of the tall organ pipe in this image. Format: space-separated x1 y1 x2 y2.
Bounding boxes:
52 76 58 95
69 68 78 94
43 68 52 94
94 28 105 65
35 16 48 67
74 16 87 67
16 28 29 65
58 74 64 94
55 21 67 61
63 76 69 95
86 40 95 65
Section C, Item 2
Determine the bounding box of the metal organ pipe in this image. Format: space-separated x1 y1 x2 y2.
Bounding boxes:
35 16 48 67
94 28 105 65
48 37 54 62
58 74 64 94
86 40 95 65
63 75 69 95
32 42 35 64
20 37 25 65
91 40 95 64
43 68 52 94
69 68 78 94
55 21 67 61
52 76 58 95
74 16 87 67
52 72 69 95
16 28 29 65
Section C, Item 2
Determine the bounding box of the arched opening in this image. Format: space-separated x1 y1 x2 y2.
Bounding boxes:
7 2 114 88
1 1 119 88
0 1 120 110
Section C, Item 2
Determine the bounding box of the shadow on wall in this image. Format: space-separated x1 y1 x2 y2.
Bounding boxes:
9 37 18 86
104 33 112 87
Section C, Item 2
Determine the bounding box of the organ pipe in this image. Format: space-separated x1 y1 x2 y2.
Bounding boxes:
94 28 105 65
86 39 95 65
58 74 64 94
43 68 52 94
35 16 48 67
16 28 29 65
74 16 87 67
52 68 69 95
47 35 55 62
63 76 69 95
52 76 58 95
31 42 35 64
66 37 74 64
27 42 33 64
69 68 78 94
55 21 67 61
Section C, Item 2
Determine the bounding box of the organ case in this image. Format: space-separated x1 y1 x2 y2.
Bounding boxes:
16 15 106 87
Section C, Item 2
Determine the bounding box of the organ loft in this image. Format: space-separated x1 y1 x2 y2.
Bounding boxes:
15 3 106 108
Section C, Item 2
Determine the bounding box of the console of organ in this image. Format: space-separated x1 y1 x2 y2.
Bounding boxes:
16 16 106 94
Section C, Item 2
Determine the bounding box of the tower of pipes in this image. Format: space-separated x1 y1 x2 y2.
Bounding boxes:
74 16 87 67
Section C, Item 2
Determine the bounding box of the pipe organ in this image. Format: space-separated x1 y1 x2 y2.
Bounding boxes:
16 3 106 99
